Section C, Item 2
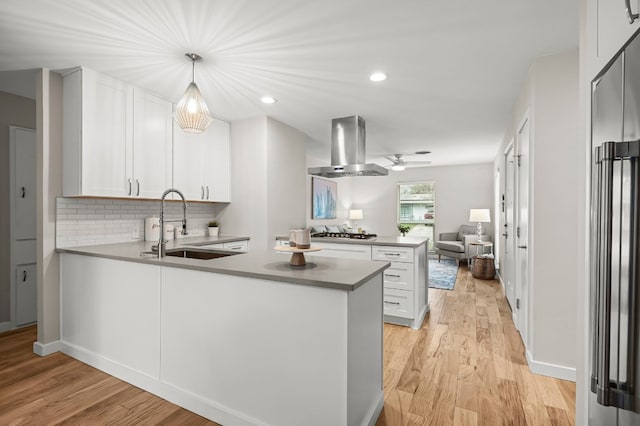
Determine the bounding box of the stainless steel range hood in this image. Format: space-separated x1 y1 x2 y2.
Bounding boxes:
308 115 388 178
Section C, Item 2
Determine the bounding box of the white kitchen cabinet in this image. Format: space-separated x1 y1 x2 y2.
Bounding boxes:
194 240 248 251
588 0 640 76
304 242 372 260
15 264 37 326
63 67 132 197
63 67 173 199
223 240 248 251
132 88 173 198
372 245 427 327
173 117 231 202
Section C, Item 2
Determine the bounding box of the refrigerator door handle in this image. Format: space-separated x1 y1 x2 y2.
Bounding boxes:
591 141 640 412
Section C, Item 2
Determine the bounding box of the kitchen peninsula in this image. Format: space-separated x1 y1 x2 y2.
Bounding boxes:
57 237 388 426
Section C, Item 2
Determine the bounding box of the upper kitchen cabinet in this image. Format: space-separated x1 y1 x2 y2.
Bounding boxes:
132 89 173 198
588 0 640 77
63 67 173 198
63 67 133 197
173 117 231 202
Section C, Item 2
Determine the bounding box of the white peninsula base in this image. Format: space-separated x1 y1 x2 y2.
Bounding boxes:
59 253 384 426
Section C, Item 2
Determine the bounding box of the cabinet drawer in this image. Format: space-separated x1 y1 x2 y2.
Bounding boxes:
223 241 248 251
383 288 414 319
199 243 223 249
306 243 372 260
372 246 414 263
382 262 414 291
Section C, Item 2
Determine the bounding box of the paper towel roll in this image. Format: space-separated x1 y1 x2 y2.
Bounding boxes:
145 217 160 241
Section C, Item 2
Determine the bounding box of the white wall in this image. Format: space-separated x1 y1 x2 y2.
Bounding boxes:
266 117 308 242
220 117 269 249
530 50 579 371
36 69 63 347
220 116 307 249
494 48 580 379
307 163 494 238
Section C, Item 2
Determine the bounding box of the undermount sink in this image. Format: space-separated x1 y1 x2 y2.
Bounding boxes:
165 248 240 260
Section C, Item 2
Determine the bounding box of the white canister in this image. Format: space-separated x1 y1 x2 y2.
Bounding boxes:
174 227 186 239
145 217 160 241
164 224 174 240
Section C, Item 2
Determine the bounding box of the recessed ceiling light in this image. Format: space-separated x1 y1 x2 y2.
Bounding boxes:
261 96 277 104
391 164 405 171
369 72 387 82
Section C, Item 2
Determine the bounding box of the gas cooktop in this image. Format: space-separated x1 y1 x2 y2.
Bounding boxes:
311 232 378 240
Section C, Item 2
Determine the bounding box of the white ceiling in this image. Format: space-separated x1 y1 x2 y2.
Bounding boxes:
0 0 578 167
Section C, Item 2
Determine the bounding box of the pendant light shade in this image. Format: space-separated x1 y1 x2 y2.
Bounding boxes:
174 53 213 134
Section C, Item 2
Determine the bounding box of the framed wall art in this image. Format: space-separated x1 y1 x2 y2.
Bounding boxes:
311 177 337 219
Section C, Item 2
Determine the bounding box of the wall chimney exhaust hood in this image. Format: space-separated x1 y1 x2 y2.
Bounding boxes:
308 115 388 178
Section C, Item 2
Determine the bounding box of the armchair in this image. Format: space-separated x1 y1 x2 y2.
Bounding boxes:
434 224 491 262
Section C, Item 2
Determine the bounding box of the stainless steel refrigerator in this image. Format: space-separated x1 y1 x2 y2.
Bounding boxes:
590 29 640 425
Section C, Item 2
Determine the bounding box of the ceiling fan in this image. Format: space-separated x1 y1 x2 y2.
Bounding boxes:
383 154 432 171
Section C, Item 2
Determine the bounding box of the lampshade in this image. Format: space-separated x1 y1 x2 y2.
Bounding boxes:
469 208 491 223
174 53 213 134
349 209 363 220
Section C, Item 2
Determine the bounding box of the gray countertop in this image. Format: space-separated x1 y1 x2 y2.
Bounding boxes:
276 234 429 247
56 235 389 291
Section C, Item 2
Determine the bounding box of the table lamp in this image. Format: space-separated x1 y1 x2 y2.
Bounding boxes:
469 209 491 242
349 209 363 233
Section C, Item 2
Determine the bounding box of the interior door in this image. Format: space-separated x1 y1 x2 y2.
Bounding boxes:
516 118 530 346
504 142 516 315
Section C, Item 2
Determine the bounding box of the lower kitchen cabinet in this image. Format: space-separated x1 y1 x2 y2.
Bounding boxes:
304 242 372 260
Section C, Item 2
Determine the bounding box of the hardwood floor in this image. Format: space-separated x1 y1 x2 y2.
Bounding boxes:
0 262 574 425
0 326 218 425
376 262 576 426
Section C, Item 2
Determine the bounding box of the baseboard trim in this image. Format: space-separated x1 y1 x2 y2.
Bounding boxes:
0 321 12 334
61 341 371 426
526 349 576 382
33 340 63 356
365 391 385 426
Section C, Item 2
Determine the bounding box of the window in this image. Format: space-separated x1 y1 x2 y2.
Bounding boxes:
397 181 435 250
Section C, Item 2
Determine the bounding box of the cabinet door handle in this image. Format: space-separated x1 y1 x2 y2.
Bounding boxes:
201 186 205 200
206 185 210 200
384 273 401 278
21 187 25 198
136 179 140 196
626 0 639 23
384 252 401 257
384 301 400 305
22 270 27 282
128 178 132 196
518 245 527 249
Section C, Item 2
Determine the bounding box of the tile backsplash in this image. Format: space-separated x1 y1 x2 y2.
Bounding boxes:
56 198 220 248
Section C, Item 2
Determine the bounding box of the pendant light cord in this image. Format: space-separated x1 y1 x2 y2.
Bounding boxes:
191 58 195 83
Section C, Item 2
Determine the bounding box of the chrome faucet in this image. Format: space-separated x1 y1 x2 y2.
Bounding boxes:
156 188 188 258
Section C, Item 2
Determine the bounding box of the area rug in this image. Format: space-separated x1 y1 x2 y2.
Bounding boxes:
428 257 459 290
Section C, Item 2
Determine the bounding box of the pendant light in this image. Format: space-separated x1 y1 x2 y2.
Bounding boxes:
174 53 213 134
